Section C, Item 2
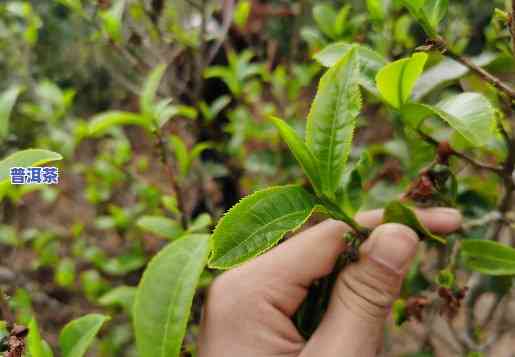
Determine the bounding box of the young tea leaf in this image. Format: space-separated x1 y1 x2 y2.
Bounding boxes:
401 92 496 147
313 4 337 39
313 42 387 96
423 0 448 29
140 64 167 119
0 85 22 140
136 215 184 240
461 240 515 276
59 314 109 357
412 52 497 100
269 116 322 195
0 149 62 182
133 234 210 357
209 185 319 269
306 47 361 197
383 201 446 244
28 318 54 357
376 52 428 109
88 111 149 136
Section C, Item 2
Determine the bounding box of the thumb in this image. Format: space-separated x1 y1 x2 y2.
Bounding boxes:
300 223 419 357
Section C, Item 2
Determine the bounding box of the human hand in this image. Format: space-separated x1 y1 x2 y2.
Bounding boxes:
198 208 462 357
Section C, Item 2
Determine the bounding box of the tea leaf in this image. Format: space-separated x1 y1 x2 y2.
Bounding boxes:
306 48 361 197
141 64 167 119
461 240 515 276
209 185 319 269
134 234 210 357
269 116 322 194
313 4 337 38
0 85 22 140
88 111 149 136
59 314 109 357
136 216 184 239
376 52 428 109
314 42 387 96
399 0 437 37
28 318 54 357
423 0 448 29
0 149 62 182
412 53 497 100
401 92 496 147
383 201 446 244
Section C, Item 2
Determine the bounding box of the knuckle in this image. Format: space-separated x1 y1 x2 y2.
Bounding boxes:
336 263 401 320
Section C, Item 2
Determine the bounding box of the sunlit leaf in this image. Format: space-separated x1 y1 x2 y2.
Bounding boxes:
28 318 54 357
88 111 149 136
209 185 319 269
0 85 23 140
141 64 168 120
0 149 62 183
306 47 361 197
269 116 322 195
98 286 136 312
313 4 337 38
401 92 496 147
461 240 515 275
136 215 184 239
314 42 387 96
59 314 109 357
100 0 126 42
376 52 428 108
412 53 497 100
134 234 210 357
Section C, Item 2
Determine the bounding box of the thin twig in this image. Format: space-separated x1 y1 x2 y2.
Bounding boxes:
430 37 515 100
417 129 504 174
154 129 188 229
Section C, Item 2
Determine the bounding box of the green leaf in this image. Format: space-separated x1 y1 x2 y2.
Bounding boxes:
209 185 319 269
412 53 497 100
313 4 337 38
88 111 149 136
28 318 54 357
401 93 496 147
55 258 76 288
314 42 387 96
376 52 428 109
461 240 515 275
423 0 448 29
400 0 437 37
100 0 126 42
188 213 212 233
169 135 189 179
155 102 197 128
306 48 361 197
367 0 386 20
133 234 210 357
136 215 184 239
342 169 363 215
59 314 109 357
141 64 168 120
269 116 322 195
383 201 446 244
0 149 62 183
0 86 23 140
98 286 136 312
233 0 251 28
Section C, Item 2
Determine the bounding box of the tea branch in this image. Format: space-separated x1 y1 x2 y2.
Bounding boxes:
416 129 504 174
422 37 515 100
153 128 188 229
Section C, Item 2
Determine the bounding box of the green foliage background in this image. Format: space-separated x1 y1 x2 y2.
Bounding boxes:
0 0 514 356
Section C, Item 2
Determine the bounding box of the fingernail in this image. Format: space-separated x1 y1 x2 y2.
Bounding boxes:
364 223 419 273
